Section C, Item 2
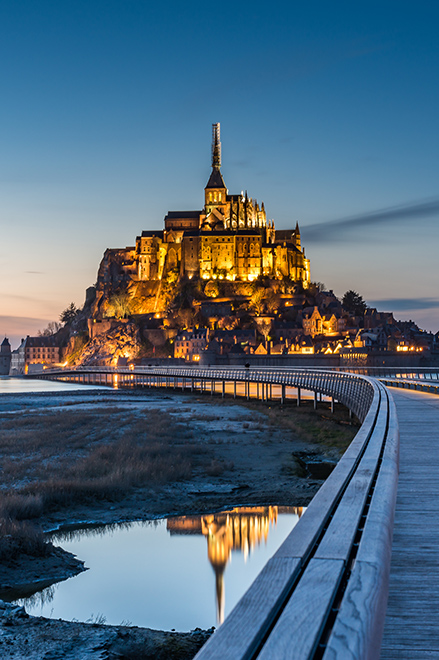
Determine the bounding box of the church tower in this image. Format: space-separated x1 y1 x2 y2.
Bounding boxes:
204 123 228 216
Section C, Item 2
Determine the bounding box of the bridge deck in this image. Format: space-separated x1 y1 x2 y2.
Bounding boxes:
381 388 439 659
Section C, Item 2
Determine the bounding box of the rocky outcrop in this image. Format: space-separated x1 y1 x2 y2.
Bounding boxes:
76 321 142 366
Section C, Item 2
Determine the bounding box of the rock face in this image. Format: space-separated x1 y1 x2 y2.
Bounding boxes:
76 321 142 366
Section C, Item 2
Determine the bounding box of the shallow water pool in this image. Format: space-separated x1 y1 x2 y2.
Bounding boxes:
19 506 303 631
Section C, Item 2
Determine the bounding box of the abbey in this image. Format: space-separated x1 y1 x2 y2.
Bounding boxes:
106 124 310 286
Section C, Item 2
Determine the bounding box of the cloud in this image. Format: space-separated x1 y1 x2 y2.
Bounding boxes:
368 297 439 312
25 270 44 275
0 314 52 328
301 198 439 244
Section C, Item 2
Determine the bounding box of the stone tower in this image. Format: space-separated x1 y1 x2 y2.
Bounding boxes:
0 337 11 375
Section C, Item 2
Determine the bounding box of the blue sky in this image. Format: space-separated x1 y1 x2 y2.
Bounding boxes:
1 1 439 347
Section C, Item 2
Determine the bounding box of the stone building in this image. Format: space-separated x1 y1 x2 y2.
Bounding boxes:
98 124 311 296
10 336 61 374
0 337 11 375
174 328 210 361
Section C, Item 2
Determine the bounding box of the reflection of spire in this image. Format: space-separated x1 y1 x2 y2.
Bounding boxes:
166 506 303 626
213 563 225 624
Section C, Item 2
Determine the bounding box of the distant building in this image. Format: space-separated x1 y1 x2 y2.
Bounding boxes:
174 328 209 361
302 306 344 338
9 336 61 374
0 338 11 375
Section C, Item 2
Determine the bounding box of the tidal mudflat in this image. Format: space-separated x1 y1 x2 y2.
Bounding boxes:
0 386 357 659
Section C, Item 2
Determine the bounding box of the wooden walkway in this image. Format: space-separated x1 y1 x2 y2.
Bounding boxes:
381 388 439 659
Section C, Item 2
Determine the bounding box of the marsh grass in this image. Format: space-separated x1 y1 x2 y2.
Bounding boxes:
234 399 358 450
0 518 49 560
0 407 199 554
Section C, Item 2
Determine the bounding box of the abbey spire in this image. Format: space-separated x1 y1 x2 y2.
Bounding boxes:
205 123 227 199
212 122 221 168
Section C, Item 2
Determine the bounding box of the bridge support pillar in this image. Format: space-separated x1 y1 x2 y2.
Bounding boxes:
331 397 335 413
234 380 236 399
281 384 286 405
211 380 214 396
297 387 301 407
222 380 225 398
314 391 318 409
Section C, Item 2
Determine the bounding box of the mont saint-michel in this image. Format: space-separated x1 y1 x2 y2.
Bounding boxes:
93 123 310 319
6 125 436 373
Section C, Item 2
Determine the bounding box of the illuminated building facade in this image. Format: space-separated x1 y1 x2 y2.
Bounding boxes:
9 336 61 374
174 328 209 361
107 124 311 287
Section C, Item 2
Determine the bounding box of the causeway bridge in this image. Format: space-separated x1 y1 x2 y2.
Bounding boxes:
33 365 439 659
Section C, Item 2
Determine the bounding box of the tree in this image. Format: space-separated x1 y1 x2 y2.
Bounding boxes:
60 303 79 325
264 290 281 314
258 319 273 343
249 287 265 315
106 293 131 319
204 280 220 298
38 321 63 336
342 290 367 316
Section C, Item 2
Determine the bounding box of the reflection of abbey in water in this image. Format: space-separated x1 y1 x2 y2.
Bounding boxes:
167 506 303 624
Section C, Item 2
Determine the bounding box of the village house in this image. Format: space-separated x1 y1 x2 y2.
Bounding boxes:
174 328 210 361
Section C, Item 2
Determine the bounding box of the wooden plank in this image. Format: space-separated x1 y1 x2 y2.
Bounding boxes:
381 388 439 657
257 558 344 660
324 560 389 660
314 462 375 562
